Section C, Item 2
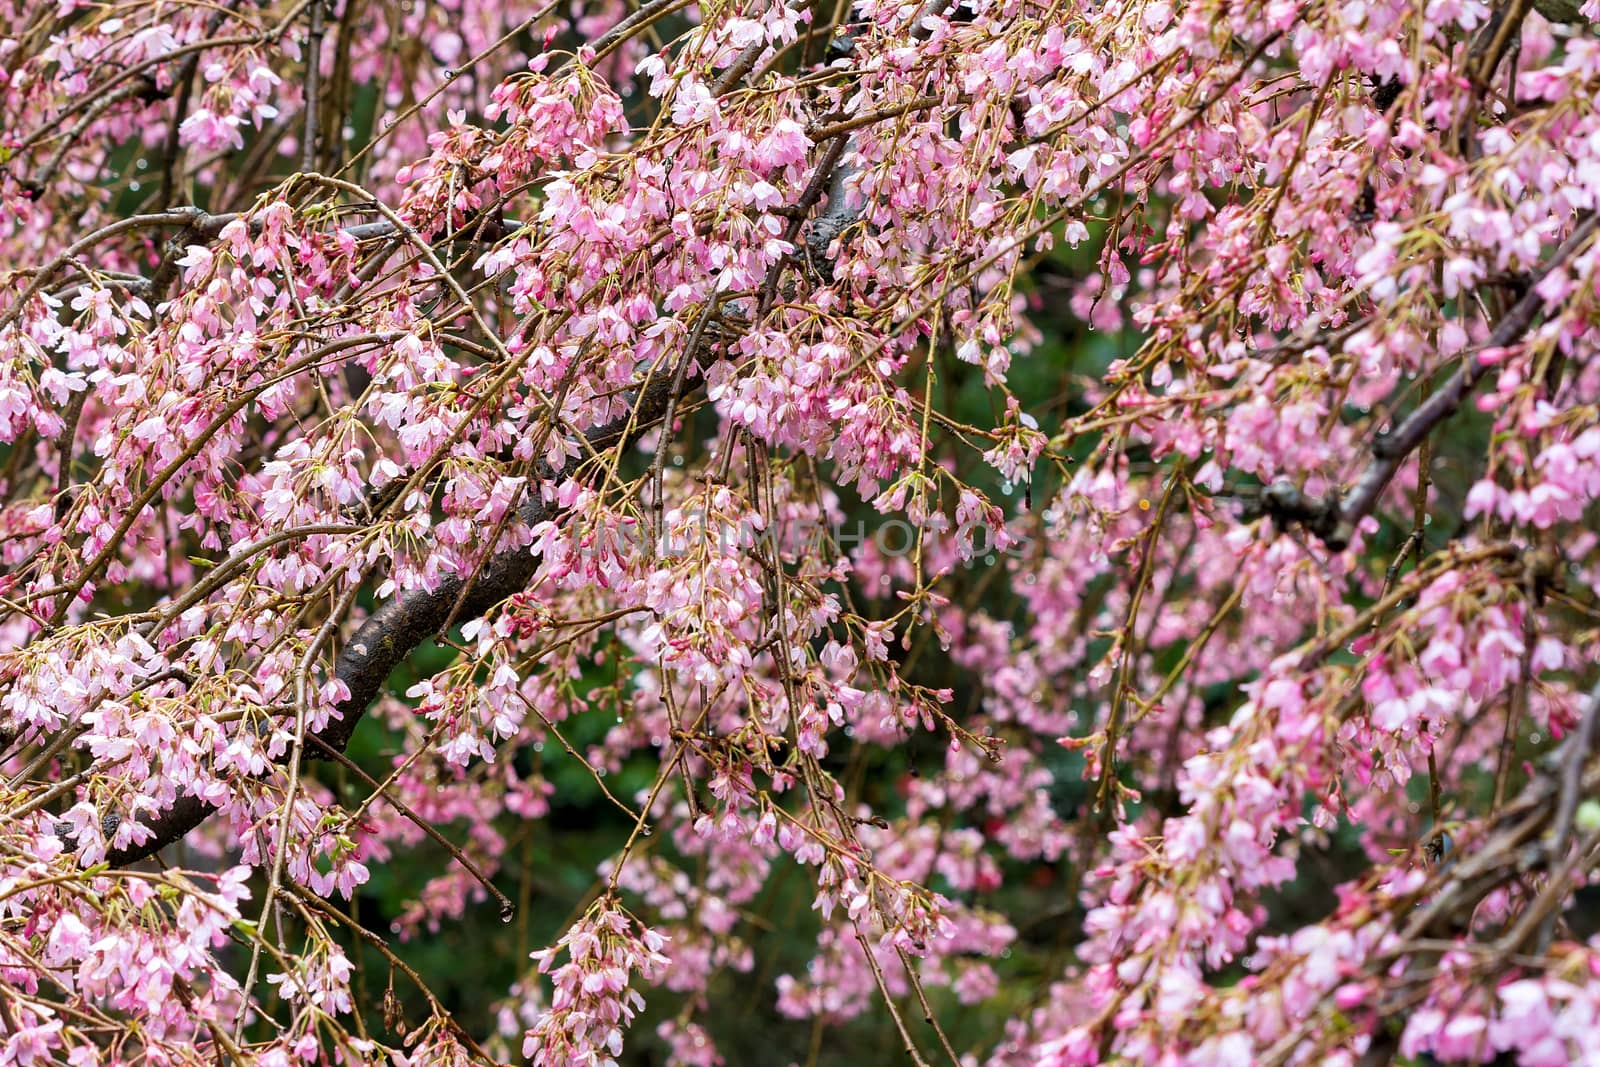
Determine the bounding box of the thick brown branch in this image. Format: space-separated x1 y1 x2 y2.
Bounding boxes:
103 59 851 863
106 378 674 866
1270 214 1597 550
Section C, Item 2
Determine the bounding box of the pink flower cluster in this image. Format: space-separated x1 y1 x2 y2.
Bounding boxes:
3 0 1600 1064
523 903 671 1066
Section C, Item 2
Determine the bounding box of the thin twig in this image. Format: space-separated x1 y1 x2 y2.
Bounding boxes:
1322 213 1598 549
301 0 326 172
852 924 931 1067
304 733 513 919
234 579 363 1040
1546 677 1600 866
650 297 720 546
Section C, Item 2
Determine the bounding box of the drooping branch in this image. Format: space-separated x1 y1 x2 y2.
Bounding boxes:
9 206 520 321
1256 727 1595 1067
96 21 876 865
1270 213 1598 550
107 376 676 866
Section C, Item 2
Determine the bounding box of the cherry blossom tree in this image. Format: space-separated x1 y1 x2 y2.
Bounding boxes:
3 0 1600 1063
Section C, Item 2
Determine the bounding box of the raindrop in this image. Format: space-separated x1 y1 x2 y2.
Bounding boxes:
672 455 684 467
616 715 624 724
129 181 141 191
597 768 608 778
641 825 653 837
1530 732 1542 744
500 901 516 923
984 555 996 566
135 158 148 170
533 742 545 752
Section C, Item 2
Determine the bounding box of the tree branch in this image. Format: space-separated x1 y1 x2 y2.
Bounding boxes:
102 49 859 862
1271 213 1597 550
106 376 675 866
